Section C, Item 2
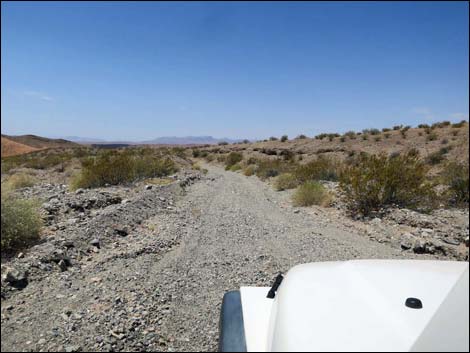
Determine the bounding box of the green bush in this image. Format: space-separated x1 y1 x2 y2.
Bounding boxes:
441 162 469 206
384 133 391 139
427 132 438 141
292 181 332 207
451 120 467 128
255 158 293 180
339 151 436 215
229 164 242 172
225 152 243 168
1 191 42 252
382 128 391 132
5 173 37 189
393 125 403 130
426 150 446 165
269 136 278 141
296 134 307 139
218 141 229 146
294 156 340 182
280 135 288 142
275 173 300 191
70 151 177 189
344 131 357 139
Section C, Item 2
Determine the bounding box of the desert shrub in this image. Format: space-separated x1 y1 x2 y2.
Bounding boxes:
441 162 469 206
400 130 407 139
374 137 381 142
275 173 300 191
192 163 201 171
362 135 368 141
225 152 243 168
269 136 278 141
1 191 42 252
255 158 293 180
280 135 288 142
451 130 459 136
426 132 438 141
5 173 37 189
339 151 436 215
229 164 242 172
402 125 411 131
425 128 432 135
426 151 446 165
432 121 451 128
192 149 201 158
218 141 229 146
315 133 328 140
384 133 391 139
418 132 423 136
451 120 467 128
205 154 214 162
418 124 430 129
344 131 357 139
292 181 332 207
70 151 177 189
340 136 346 142
393 125 403 130
296 134 307 139
243 165 257 176
370 129 381 135
382 128 391 132
242 139 250 144
280 150 295 161
294 156 340 182
441 138 449 145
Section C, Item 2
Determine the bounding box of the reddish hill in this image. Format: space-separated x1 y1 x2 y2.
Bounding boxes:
1 134 78 157
1 136 40 157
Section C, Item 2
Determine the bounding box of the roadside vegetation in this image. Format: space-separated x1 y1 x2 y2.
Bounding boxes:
70 149 178 189
1 187 42 252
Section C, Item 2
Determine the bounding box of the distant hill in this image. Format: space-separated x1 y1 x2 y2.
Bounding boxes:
59 135 244 146
141 136 242 145
1 134 78 157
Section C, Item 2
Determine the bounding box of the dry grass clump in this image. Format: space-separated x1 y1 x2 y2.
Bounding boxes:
292 181 332 207
4 173 37 189
224 152 243 170
294 156 340 182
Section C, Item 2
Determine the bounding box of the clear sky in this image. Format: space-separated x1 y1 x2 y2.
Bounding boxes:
1 1 468 141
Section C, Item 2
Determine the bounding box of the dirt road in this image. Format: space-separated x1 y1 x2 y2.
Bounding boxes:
2 165 420 352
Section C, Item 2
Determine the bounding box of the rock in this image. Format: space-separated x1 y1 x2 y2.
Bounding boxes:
3 267 29 289
413 239 427 254
64 345 81 352
90 239 101 248
145 185 153 190
17 252 24 259
38 338 47 345
114 227 129 237
58 260 69 272
466 236 469 247
442 238 460 246
75 188 85 194
293 209 300 214
371 217 381 225
400 233 414 250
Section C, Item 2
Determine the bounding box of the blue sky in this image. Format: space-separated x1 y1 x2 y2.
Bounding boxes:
1 1 468 140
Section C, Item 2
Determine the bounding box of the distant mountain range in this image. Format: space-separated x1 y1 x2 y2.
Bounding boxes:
62 136 244 145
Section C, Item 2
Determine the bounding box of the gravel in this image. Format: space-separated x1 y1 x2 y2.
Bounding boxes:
1 164 466 352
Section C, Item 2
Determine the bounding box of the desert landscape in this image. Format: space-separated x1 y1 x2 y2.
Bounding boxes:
1 120 468 351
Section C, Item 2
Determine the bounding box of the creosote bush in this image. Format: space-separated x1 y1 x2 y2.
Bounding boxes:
292 181 332 207
70 150 178 189
5 173 37 189
224 152 243 169
294 156 340 182
280 135 288 142
1 190 42 252
339 151 436 215
441 162 469 206
275 173 299 191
